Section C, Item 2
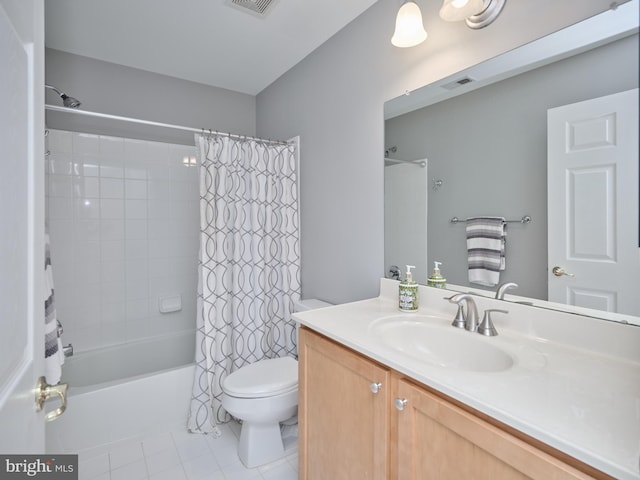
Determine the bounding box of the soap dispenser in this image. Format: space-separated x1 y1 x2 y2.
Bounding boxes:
427 261 447 289
399 265 419 312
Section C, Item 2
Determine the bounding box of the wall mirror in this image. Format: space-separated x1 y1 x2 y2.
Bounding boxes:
384 2 639 325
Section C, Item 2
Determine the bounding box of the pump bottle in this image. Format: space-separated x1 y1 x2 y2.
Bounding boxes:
399 265 419 312
427 261 447 289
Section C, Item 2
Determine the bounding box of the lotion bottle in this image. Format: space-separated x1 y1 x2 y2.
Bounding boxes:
399 265 419 312
427 261 447 289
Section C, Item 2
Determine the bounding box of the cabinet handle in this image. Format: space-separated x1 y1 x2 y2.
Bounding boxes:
370 382 382 394
394 397 408 411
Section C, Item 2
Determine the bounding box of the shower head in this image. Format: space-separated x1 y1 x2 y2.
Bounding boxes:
45 84 81 109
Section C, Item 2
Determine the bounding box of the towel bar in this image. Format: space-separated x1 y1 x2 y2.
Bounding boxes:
450 215 531 224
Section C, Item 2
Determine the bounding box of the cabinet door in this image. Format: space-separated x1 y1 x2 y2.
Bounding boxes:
299 328 390 480
395 379 594 480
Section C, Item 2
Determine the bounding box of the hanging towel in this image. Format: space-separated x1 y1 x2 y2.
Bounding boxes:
466 216 506 287
44 232 64 385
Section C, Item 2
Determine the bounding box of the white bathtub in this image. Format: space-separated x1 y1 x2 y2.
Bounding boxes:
46 331 196 453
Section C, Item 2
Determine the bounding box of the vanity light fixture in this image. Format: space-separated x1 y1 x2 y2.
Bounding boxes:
439 0 484 22
391 1 428 48
440 0 507 29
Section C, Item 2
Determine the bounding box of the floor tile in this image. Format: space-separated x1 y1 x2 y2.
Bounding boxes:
110 458 148 480
144 448 181 476
141 432 175 456
259 458 297 480
109 440 144 469
182 451 221 479
148 464 187 480
174 433 211 462
80 473 109 480
220 460 263 480
76 421 299 480
78 452 110 479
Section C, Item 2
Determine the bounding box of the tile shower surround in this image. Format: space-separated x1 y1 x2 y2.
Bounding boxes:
46 130 199 352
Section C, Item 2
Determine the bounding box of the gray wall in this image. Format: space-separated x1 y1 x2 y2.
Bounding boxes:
255 0 615 305
45 48 256 145
385 35 639 300
45 1 617 305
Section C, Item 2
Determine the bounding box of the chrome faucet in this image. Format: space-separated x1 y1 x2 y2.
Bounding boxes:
495 282 518 300
56 320 73 357
448 293 479 332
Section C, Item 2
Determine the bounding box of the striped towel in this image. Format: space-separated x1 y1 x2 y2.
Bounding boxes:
466 217 506 287
44 232 64 385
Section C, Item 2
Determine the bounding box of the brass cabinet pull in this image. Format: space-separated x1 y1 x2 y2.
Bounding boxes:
35 376 68 422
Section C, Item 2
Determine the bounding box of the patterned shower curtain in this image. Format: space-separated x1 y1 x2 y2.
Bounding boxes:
187 133 301 435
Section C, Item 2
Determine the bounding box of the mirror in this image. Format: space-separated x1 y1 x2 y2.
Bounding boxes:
384 3 639 325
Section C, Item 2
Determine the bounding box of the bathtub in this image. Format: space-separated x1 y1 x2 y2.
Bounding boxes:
46 331 196 453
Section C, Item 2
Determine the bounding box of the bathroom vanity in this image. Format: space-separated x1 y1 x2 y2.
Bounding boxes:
293 279 640 480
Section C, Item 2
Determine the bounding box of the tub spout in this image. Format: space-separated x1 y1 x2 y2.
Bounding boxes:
63 344 74 358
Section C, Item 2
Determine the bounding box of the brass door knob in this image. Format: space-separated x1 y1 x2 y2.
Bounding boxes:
35 376 68 422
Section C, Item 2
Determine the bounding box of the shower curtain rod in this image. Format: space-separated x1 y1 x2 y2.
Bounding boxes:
44 104 290 145
384 157 426 167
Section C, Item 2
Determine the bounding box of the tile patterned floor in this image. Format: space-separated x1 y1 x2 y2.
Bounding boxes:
77 422 298 480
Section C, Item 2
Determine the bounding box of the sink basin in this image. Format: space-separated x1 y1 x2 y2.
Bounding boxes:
369 315 514 372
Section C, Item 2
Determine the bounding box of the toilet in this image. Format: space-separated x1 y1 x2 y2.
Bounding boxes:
221 298 332 468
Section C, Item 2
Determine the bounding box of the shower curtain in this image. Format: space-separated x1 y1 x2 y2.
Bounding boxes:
187 133 301 435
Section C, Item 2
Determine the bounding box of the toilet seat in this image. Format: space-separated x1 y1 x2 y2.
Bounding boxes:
223 357 298 398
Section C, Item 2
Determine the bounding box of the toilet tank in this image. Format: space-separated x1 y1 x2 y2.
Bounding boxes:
293 299 332 312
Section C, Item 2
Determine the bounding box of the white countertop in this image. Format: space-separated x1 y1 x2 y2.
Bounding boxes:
293 279 640 480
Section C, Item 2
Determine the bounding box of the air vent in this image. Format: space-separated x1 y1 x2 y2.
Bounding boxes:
441 76 475 90
225 0 278 17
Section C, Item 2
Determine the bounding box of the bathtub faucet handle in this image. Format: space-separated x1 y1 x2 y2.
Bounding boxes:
63 343 73 358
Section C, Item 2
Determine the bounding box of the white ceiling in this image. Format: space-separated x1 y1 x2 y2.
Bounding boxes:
45 0 379 96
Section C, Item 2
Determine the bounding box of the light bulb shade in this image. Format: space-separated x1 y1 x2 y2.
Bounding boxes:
391 2 427 48
439 0 485 22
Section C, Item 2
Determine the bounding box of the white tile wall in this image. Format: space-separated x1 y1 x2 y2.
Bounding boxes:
46 130 199 352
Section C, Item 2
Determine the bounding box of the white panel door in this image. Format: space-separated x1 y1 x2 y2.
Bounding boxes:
0 0 46 452
547 89 639 316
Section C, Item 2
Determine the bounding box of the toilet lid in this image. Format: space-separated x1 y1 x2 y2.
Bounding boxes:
223 356 298 398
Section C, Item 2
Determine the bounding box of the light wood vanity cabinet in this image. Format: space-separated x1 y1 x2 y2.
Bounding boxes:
298 326 390 480
395 378 598 480
299 327 606 480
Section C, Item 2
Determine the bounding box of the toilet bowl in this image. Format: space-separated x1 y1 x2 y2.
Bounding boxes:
221 298 332 468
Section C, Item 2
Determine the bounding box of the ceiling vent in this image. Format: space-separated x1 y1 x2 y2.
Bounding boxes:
441 76 475 90
225 0 278 17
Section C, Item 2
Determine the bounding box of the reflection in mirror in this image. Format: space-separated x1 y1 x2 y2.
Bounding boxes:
384 2 639 325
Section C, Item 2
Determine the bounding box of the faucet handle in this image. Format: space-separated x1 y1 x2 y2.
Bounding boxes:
451 304 466 329
444 296 466 329
478 309 508 336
